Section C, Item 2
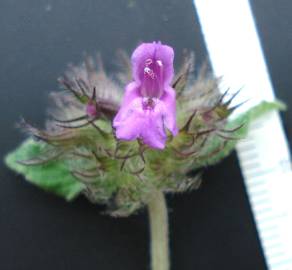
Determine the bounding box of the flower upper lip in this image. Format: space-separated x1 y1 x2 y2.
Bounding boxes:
141 58 164 98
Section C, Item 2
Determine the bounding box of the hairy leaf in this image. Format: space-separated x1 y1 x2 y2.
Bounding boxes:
5 139 84 201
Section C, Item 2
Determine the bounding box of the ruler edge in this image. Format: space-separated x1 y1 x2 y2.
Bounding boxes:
193 1 292 269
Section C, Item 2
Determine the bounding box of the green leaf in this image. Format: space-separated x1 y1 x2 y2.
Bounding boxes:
194 100 286 169
4 139 84 201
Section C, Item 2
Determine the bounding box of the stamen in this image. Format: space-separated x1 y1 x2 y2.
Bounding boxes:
156 60 163 66
145 58 153 66
141 58 164 98
144 67 156 79
156 59 164 98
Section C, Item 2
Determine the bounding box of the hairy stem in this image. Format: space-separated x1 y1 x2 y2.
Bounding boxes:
148 190 170 270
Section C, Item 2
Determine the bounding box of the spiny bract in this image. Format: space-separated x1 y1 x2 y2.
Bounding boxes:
7 45 273 217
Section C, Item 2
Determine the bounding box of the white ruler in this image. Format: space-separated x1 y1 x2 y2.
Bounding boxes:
193 1 292 269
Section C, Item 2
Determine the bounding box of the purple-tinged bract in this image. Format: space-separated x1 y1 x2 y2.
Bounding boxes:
113 42 178 149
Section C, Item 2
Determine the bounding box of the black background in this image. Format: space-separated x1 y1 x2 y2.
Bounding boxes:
0 0 291 269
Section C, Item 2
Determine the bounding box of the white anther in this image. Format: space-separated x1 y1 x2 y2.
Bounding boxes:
145 58 153 66
144 67 156 79
156 60 163 67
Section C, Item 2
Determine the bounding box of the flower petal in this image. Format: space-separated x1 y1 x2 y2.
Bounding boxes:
140 112 167 149
160 87 178 136
131 43 156 83
113 97 144 141
114 97 168 149
154 44 174 85
131 42 174 85
113 81 140 123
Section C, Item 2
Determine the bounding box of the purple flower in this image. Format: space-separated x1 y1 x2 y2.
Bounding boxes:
113 42 178 149
86 101 97 117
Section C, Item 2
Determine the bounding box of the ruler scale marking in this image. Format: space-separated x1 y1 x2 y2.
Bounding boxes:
194 1 292 269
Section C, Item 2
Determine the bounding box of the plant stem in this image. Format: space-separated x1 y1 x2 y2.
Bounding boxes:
147 190 170 270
